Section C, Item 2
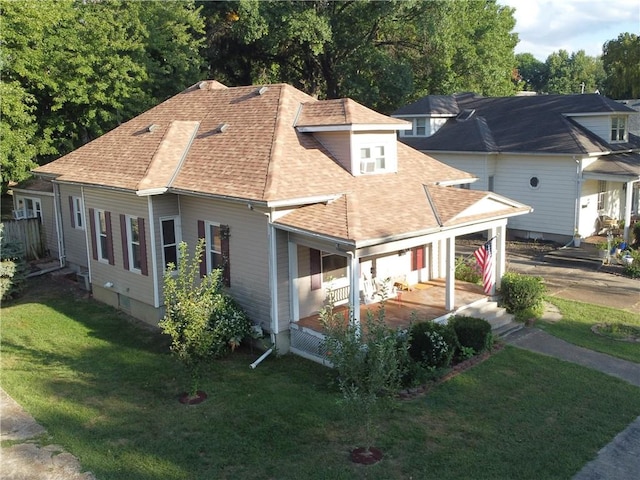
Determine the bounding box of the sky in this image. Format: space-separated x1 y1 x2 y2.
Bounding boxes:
501 0 640 61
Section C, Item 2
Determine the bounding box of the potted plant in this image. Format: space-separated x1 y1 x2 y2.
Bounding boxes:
596 241 609 259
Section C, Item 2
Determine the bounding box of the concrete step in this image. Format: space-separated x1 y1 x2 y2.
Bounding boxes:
456 298 515 331
492 321 524 339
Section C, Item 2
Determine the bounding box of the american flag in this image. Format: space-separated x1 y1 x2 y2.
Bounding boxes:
474 238 495 295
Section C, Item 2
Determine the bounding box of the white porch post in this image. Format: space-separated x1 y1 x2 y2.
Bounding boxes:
287 239 299 323
495 223 507 291
347 252 360 328
445 236 456 311
624 181 633 242
487 225 499 296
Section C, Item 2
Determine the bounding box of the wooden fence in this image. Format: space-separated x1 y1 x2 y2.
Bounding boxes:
1 218 46 260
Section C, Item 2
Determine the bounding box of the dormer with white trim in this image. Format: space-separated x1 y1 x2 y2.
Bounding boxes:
295 99 411 176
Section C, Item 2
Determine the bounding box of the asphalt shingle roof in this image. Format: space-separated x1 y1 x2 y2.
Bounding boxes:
394 93 640 155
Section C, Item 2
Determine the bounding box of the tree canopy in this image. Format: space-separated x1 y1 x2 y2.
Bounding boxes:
602 33 640 99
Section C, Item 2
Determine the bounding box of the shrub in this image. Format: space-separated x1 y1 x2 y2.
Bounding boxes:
449 316 492 353
408 321 457 369
455 255 481 283
622 249 640 279
0 225 27 301
499 272 546 316
160 240 252 396
632 222 640 248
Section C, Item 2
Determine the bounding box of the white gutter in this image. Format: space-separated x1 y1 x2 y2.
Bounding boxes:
147 196 160 308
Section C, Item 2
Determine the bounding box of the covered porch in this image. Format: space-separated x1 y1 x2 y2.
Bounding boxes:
289 278 489 363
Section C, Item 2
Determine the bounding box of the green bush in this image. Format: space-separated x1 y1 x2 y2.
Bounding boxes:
632 222 640 248
499 272 546 316
455 255 481 283
408 321 457 369
449 316 492 353
622 249 640 279
0 225 27 301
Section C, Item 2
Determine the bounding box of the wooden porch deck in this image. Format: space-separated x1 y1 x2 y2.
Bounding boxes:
296 278 487 333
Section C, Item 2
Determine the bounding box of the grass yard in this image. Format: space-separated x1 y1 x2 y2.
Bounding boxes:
541 297 640 363
2 277 640 480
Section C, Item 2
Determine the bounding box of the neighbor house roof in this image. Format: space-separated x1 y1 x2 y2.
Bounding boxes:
394 93 640 155
34 81 530 245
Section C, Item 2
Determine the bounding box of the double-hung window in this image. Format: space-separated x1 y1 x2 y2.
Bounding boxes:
70 196 84 229
161 217 180 269
127 217 142 272
96 210 110 262
402 118 426 137
611 116 626 142
360 146 386 174
207 223 224 272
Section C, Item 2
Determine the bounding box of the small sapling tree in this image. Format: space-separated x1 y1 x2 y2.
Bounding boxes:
159 239 251 402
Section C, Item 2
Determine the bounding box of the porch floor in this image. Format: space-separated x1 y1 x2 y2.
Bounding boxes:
296 278 487 333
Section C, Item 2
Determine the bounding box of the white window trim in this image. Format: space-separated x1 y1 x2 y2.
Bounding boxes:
126 215 142 274
160 216 181 270
95 209 109 263
15 196 42 220
72 196 84 230
359 145 387 174
611 116 627 143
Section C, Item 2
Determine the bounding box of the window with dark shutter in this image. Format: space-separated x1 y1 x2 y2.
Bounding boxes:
68 196 75 228
197 220 206 278
89 208 98 260
220 225 230 287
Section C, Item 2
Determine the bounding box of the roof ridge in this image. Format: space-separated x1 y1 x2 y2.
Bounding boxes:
261 85 286 200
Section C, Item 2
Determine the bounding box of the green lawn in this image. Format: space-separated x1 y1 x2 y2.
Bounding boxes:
2 278 640 480
541 296 640 363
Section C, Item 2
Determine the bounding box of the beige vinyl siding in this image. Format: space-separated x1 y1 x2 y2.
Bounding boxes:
314 132 351 171
40 195 58 258
150 194 180 283
59 184 88 269
497 155 578 236
84 188 154 305
179 195 271 328
570 114 615 143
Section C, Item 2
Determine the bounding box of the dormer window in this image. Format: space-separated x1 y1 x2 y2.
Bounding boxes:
360 146 386 174
404 118 426 137
611 116 626 142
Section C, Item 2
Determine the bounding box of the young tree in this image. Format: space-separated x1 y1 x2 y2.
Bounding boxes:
515 53 547 92
603 33 640 99
321 299 408 462
159 240 251 399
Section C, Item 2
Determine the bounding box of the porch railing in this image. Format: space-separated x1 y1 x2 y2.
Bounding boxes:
326 284 350 306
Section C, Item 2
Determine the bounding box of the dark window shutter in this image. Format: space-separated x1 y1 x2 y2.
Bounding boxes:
197 220 206 278
68 196 75 228
139 217 148 276
105 211 115 265
89 208 98 260
310 248 321 290
220 225 230 287
120 214 129 271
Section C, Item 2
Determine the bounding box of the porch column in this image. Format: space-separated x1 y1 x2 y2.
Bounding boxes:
495 223 507 291
624 181 633 242
288 239 299 323
445 236 456 311
347 252 360 328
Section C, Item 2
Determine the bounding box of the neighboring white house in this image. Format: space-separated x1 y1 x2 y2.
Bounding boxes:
26 81 531 357
393 93 640 243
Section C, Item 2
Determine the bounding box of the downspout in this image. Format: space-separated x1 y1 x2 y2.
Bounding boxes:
147 196 160 308
573 156 581 237
52 182 65 268
81 186 92 281
346 250 360 331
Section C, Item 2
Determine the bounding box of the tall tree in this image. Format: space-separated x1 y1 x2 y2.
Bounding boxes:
201 0 519 112
0 0 205 188
544 50 604 94
515 53 547 92
602 33 640 99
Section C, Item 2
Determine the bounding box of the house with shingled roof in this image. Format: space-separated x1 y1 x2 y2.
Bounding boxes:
393 93 640 243
27 81 531 359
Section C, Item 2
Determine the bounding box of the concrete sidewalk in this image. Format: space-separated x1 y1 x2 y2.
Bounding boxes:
505 325 640 480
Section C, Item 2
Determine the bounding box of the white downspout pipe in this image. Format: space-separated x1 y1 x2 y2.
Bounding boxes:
250 348 273 369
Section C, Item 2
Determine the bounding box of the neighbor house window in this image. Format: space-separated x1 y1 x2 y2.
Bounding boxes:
488 175 495 192
161 217 180 269
69 196 84 229
15 196 42 219
402 118 426 137
360 146 386 174
611 116 626 142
